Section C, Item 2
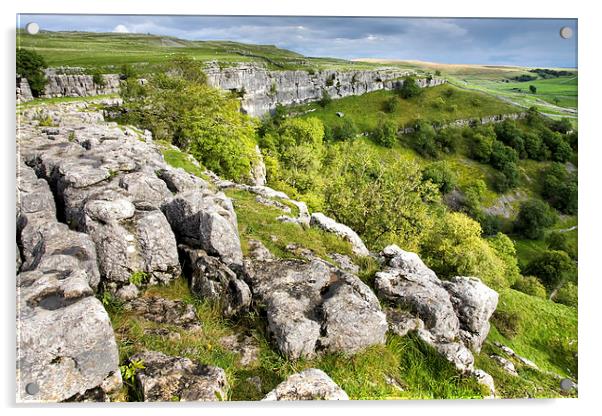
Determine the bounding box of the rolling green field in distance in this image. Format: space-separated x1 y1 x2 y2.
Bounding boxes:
17 30 382 71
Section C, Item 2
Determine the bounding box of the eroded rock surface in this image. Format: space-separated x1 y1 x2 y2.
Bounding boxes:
16 165 120 402
123 295 201 330
179 245 251 317
310 212 370 256
244 240 387 360
262 369 348 401
375 245 498 372
131 351 228 402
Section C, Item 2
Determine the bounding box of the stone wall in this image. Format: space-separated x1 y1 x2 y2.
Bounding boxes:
205 63 445 117
399 112 527 135
16 76 33 102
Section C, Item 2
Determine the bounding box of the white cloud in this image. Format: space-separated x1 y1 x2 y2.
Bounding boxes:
113 24 130 33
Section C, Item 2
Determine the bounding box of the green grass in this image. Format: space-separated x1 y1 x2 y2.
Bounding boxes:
156 141 211 181
297 84 519 132
106 277 486 401
485 288 577 379
225 188 353 261
17 93 119 110
17 30 382 72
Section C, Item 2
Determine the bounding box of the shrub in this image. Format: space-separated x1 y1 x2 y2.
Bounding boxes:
384 96 400 113
420 212 511 289
165 55 207 85
269 82 277 97
524 250 575 289
494 120 526 158
399 76 422 99
319 89 332 107
514 199 557 239
372 117 398 148
324 141 433 251
554 282 578 307
330 117 359 141
491 310 521 338
435 127 461 154
91 70 106 87
512 276 547 298
529 85 537 94
413 121 438 158
422 161 457 194
463 179 487 214
546 231 577 259
16 48 47 96
121 63 137 80
541 163 577 215
469 128 495 163
523 132 547 160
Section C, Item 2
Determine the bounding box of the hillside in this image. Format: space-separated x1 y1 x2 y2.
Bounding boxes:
356 58 578 119
16 34 578 402
17 30 381 71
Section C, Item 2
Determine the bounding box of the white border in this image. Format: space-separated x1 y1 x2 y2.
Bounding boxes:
2 1 600 415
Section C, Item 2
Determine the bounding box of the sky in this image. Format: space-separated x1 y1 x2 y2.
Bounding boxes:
18 15 578 67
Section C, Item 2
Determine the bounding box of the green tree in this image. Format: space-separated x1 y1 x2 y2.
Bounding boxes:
514 199 557 239
319 89 332 107
324 141 435 251
330 117 359 141
546 231 577 259
384 96 400 113
420 212 511 289
121 57 258 182
422 161 457 194
16 48 47 96
468 127 496 162
524 250 575 289
399 76 422 99
413 121 438 158
487 232 521 287
541 163 578 215
512 276 547 298
554 282 577 307
435 127 461 154
529 85 537 94
372 117 398 148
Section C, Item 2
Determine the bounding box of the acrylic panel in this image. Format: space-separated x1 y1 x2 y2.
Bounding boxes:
15 14 578 403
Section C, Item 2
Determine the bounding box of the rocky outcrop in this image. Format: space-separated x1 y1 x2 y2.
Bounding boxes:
131 351 229 401
310 212 370 256
262 369 348 401
41 71 121 98
179 245 251 317
205 62 444 116
16 76 33 102
243 240 387 360
16 163 121 402
123 295 202 330
375 245 498 372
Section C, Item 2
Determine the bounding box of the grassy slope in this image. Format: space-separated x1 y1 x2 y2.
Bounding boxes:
297 84 518 131
355 59 577 119
106 143 572 400
17 30 381 72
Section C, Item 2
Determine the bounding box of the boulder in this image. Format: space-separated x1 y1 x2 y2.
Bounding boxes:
375 245 498 373
244 240 386 360
310 212 369 256
17 269 121 402
491 355 518 376
472 369 496 398
262 369 348 401
162 190 243 269
131 351 228 402
179 245 251 317
443 276 498 352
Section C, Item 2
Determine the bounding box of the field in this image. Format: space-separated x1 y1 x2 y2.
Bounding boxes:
356 59 577 120
17 30 382 72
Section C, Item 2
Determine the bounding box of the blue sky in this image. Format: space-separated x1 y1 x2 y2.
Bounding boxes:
18 15 578 67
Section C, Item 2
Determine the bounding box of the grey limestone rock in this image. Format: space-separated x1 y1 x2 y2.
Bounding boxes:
131 351 228 402
179 245 251 317
123 295 201 330
244 240 386 360
262 368 348 401
310 212 369 256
